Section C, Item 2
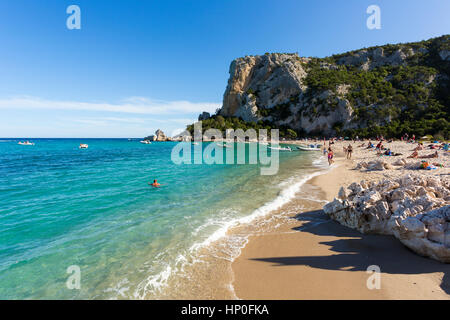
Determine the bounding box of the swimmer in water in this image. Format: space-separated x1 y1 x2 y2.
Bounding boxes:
148 179 161 187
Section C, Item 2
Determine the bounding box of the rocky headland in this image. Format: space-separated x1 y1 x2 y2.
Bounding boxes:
194 35 449 140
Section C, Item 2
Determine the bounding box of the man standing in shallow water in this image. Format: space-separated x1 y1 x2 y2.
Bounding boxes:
327 148 334 166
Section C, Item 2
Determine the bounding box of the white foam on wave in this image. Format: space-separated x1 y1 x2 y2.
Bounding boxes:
312 155 329 168
132 153 332 299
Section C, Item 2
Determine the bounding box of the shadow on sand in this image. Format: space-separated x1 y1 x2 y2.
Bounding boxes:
251 209 450 294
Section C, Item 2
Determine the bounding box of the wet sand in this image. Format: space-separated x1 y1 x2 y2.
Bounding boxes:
232 148 450 299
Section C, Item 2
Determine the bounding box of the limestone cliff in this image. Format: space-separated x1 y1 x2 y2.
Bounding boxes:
144 129 168 141
217 35 450 137
221 53 308 122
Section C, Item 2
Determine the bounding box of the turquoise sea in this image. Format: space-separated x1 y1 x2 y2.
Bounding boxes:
0 138 325 299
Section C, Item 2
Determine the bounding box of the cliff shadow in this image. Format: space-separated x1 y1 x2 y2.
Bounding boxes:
250 209 450 294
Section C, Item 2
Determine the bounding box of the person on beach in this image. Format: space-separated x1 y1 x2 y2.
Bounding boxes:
408 150 419 158
376 141 383 151
419 151 439 159
413 143 423 151
149 179 161 187
407 151 438 159
327 148 334 166
346 144 353 159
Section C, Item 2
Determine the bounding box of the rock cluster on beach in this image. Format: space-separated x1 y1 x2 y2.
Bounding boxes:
323 174 450 263
355 160 394 171
354 156 448 174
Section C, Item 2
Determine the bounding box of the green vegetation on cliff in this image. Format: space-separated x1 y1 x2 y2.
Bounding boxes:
186 115 300 139
302 35 449 139
190 35 449 139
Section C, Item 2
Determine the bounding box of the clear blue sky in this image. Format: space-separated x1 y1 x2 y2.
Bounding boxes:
0 0 449 137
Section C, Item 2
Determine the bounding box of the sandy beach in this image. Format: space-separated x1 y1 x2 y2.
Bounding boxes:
232 140 450 299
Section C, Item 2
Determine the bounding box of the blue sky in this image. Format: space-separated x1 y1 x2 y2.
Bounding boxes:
0 0 449 137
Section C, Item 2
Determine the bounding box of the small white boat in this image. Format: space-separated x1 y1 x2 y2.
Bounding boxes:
269 146 292 151
79 144 89 149
297 144 322 151
192 142 199 145
140 140 151 144
216 143 232 148
18 141 35 146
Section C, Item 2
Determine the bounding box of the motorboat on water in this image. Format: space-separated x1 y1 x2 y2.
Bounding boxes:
18 141 35 146
216 143 232 148
79 144 89 149
269 146 292 151
297 144 322 151
140 140 151 144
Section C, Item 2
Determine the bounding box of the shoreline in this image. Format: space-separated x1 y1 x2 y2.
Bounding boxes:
136 149 329 299
231 143 450 299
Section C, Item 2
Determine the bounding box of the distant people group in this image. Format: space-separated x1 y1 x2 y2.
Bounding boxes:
316 132 446 169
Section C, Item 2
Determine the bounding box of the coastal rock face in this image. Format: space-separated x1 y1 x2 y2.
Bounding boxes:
216 35 449 136
323 174 450 262
393 206 450 262
439 50 450 61
219 52 357 134
154 129 167 141
145 129 168 142
220 53 307 122
336 47 417 70
299 96 354 135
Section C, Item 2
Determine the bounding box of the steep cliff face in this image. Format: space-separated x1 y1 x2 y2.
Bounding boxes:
218 35 450 137
221 53 307 122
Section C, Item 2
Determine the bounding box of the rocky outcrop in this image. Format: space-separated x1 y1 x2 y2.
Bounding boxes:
323 175 450 262
220 53 307 122
299 95 354 134
145 129 168 142
393 206 450 262
216 35 449 136
154 129 167 141
439 50 450 61
198 112 211 121
336 47 416 70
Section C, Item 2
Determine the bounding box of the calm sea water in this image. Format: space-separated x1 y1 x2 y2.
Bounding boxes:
0 138 325 299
